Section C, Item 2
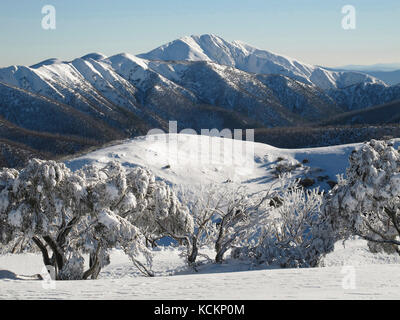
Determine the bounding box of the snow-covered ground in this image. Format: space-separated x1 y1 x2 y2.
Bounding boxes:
1 239 400 299
2 135 400 299
66 133 378 194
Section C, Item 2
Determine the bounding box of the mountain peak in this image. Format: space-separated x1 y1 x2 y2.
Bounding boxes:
80 52 107 61
180 33 223 41
29 53 108 70
138 34 384 90
30 58 65 69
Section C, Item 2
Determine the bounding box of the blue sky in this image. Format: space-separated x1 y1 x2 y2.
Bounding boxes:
0 0 398 67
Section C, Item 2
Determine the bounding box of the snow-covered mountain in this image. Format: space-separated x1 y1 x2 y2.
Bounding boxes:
0 51 345 136
138 34 384 90
327 81 400 111
0 43 394 133
0 34 400 166
329 63 400 86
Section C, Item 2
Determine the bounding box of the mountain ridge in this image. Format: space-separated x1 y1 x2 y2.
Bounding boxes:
0 34 400 167
138 34 385 90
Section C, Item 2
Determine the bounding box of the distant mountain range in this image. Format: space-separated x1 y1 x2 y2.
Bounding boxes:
327 63 400 85
334 63 400 72
0 34 399 167
360 70 400 86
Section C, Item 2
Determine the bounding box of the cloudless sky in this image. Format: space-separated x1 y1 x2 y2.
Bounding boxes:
0 0 398 67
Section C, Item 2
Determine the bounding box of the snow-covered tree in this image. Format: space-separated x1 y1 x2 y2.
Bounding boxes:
121 167 194 247
67 161 154 279
174 184 272 265
232 177 335 268
213 185 272 263
0 159 192 279
174 185 226 265
324 139 400 255
0 159 86 279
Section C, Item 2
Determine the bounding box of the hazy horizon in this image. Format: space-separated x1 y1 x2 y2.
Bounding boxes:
0 0 399 68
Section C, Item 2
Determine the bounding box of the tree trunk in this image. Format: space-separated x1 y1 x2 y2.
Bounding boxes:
215 249 225 264
56 217 78 247
83 259 100 280
32 236 52 267
83 246 101 280
131 258 154 277
43 235 64 275
215 223 225 263
188 236 198 265
90 252 102 279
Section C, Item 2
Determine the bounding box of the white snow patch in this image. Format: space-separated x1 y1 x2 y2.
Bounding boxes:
1 241 400 299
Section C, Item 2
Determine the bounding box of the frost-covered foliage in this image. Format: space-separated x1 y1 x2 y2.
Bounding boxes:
177 178 334 267
212 186 272 263
232 177 335 268
177 184 273 264
0 160 73 246
74 162 192 277
175 185 232 265
324 139 400 255
121 167 193 245
0 159 191 279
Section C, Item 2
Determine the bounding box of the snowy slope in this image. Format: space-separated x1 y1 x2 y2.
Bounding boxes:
139 34 384 90
65 133 391 193
327 82 400 111
145 60 341 121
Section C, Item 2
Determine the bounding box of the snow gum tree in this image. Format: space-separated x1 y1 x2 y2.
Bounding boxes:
124 167 194 247
231 177 335 268
177 184 273 265
324 139 400 255
0 159 192 279
0 159 88 279
175 185 232 266
213 186 272 263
